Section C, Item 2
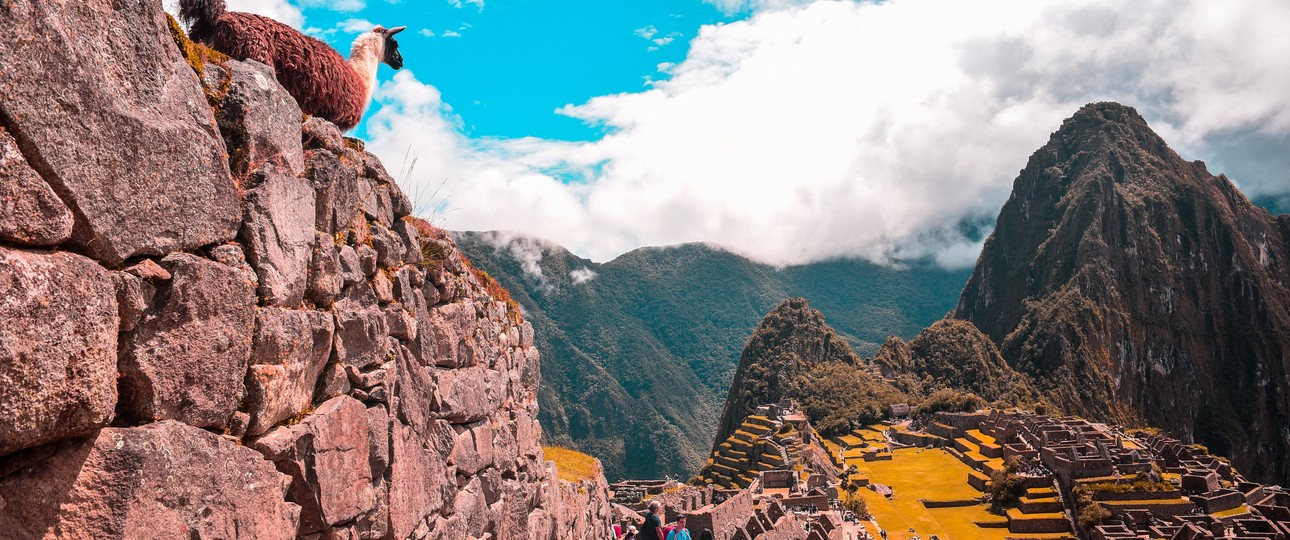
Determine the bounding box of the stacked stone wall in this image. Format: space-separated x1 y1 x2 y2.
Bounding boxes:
0 2 612 538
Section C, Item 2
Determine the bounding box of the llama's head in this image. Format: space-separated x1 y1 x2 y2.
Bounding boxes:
372 25 406 70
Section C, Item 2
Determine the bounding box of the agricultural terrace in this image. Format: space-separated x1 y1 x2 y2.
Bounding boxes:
842 435 1068 540
544 446 600 483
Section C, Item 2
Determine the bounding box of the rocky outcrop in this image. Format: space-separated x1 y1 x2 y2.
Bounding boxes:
714 298 905 447
0 2 613 538
953 102 1290 484
873 319 1041 406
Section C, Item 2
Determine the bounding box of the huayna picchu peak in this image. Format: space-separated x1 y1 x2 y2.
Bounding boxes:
954 101 1290 485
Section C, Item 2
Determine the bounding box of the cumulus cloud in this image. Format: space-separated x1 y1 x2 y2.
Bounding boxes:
464 231 558 291
450 0 484 10
570 268 599 285
225 0 305 26
299 0 365 12
368 0 1290 268
166 0 304 28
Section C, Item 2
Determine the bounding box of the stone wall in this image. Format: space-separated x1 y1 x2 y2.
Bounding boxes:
0 1 612 538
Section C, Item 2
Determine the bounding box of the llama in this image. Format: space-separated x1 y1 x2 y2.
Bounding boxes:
177 0 405 131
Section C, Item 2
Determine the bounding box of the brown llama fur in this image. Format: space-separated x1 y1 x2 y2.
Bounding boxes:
178 0 403 132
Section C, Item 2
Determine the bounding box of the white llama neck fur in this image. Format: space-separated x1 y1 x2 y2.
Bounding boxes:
348 32 384 109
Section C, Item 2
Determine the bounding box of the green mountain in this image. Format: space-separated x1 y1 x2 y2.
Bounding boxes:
452 233 970 480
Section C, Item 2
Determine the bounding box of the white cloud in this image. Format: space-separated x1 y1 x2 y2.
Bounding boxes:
449 0 484 10
339 18 374 33
369 0 1290 268
570 267 599 285
166 0 304 28
420 29 436 37
442 30 462 38
299 0 365 11
225 0 305 26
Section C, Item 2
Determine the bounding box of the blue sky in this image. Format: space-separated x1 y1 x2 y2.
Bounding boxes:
297 0 742 141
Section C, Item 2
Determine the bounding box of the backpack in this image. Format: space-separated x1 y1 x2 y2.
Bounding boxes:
662 525 675 539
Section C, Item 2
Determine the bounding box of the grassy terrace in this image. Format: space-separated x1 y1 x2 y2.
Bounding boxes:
543 446 599 483
851 447 1065 540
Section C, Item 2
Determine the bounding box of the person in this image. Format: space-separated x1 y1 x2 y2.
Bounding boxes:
621 525 638 540
698 530 713 540
665 516 691 540
640 501 665 540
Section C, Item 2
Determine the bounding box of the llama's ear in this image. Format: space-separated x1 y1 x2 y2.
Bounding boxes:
387 26 406 36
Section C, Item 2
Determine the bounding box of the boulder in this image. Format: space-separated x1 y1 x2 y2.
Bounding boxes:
307 231 343 306
424 301 481 368
0 247 117 456
0 127 72 245
243 307 336 437
338 244 365 285
302 117 345 153
449 421 496 476
252 396 374 534
308 149 363 235
388 420 457 540
332 302 390 370
240 162 317 306
395 218 422 265
369 222 406 268
362 183 395 228
117 253 256 429
435 366 503 424
111 270 152 333
0 0 239 265
0 421 299 539
202 59 305 177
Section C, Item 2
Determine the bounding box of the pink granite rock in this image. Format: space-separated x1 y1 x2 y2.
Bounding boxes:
117 253 256 429
0 421 299 539
252 396 374 534
240 162 317 307
244 307 336 437
0 247 117 456
0 128 72 246
0 0 239 265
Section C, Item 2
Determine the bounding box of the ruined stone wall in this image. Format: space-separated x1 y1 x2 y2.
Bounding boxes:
0 1 611 538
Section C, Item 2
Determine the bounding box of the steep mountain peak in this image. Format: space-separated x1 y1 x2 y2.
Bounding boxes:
953 101 1290 483
712 298 863 447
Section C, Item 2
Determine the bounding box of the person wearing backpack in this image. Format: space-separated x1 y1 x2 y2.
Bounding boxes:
665 516 691 540
640 501 665 540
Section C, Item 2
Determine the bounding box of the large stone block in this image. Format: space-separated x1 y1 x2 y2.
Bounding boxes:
307 231 343 307
0 421 299 539
0 0 239 265
240 162 317 307
0 128 72 246
435 366 504 424
202 59 305 177
0 247 117 456
117 253 256 429
243 307 335 437
450 420 496 476
252 396 374 534
332 291 390 369
388 419 457 540
308 149 363 235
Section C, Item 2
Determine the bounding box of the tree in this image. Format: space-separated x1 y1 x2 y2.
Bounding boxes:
989 456 1027 512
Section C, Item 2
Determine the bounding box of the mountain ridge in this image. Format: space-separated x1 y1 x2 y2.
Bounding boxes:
953 101 1290 484
454 231 971 480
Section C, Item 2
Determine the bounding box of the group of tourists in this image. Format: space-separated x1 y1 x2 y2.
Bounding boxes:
616 501 714 540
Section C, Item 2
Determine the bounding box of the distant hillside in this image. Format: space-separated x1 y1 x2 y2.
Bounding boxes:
953 102 1290 484
453 233 970 480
